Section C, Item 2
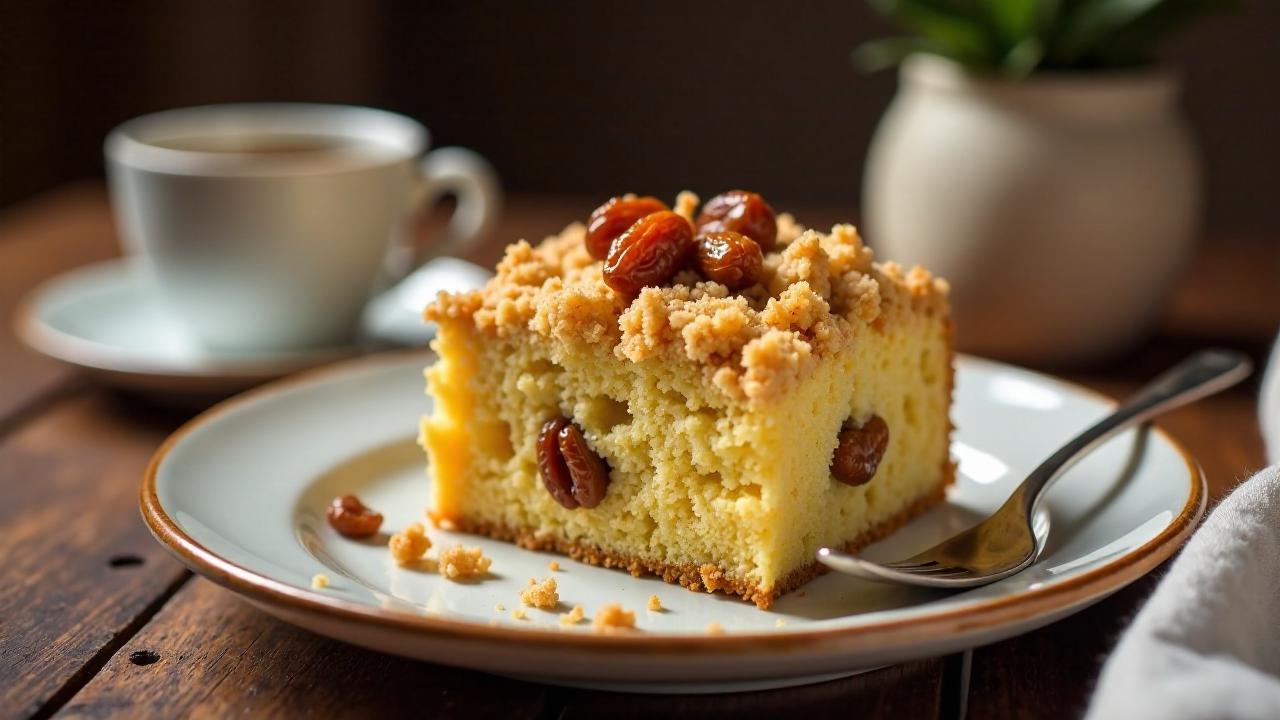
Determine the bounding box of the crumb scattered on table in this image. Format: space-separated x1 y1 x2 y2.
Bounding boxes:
705 622 726 636
559 605 585 626
646 594 663 611
512 608 527 620
548 560 561 572
438 545 492 579
592 603 636 633
520 577 559 609
388 522 431 565
311 574 329 589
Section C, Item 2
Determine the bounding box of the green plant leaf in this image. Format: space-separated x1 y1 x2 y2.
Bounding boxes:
867 0 1000 66
981 0 1040 45
860 0 1234 73
1001 37 1046 78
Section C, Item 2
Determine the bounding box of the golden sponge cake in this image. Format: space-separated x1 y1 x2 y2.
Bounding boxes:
422 191 953 608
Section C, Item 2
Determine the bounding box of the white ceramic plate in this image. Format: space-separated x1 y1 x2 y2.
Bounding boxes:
16 258 359 398
142 352 1203 693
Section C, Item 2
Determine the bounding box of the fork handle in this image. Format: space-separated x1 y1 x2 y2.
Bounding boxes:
1016 349 1253 521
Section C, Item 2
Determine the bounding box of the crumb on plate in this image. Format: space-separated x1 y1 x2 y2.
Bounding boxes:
512 608 527 620
560 605 585 626
705 622 726 636
592 603 636 633
775 618 787 628
495 603 506 612
388 522 431 565
548 560 561 572
520 577 559 609
646 594 663 611
438 545 493 579
311 574 329 589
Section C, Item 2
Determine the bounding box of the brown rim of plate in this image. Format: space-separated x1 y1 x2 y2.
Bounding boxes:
139 351 1206 655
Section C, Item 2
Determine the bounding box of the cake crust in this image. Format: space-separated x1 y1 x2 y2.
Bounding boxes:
435 472 952 610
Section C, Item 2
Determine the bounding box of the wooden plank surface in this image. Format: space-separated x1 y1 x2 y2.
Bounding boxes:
0 186 1274 719
557 659 952 719
0 185 199 719
0 184 116 428
55 579 554 720
0 392 189 719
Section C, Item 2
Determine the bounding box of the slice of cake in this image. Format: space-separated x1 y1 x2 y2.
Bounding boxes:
421 190 953 609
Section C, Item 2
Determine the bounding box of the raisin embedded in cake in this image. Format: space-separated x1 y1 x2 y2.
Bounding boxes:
421 189 954 609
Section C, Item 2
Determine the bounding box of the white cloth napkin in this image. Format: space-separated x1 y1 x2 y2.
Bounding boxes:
1087 339 1280 720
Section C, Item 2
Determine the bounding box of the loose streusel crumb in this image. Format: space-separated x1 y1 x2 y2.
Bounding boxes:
424 193 949 409
646 594 663 611
311 574 329 589
512 608 526 620
705 622 726 636
438 545 493 579
548 560 561 572
388 522 431 566
775 618 787 628
560 605 586 626
495 603 506 612
520 577 559 609
592 603 636 632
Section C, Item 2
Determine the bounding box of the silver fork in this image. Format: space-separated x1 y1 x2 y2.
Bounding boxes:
817 349 1252 588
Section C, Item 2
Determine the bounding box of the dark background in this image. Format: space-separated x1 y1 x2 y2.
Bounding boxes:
2 1 1277 234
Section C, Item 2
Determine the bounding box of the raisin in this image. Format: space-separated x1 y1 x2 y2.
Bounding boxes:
696 190 778 252
326 495 384 538
585 195 670 260
695 231 763 290
537 417 579 509
831 414 890 487
603 211 696 299
558 422 611 508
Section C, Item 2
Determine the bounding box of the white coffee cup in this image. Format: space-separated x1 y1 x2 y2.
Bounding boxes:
105 103 500 352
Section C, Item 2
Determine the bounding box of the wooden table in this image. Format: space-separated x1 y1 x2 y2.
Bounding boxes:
2 184 1275 719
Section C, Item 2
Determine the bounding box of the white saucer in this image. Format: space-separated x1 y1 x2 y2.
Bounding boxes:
16 258 360 398
142 352 1204 693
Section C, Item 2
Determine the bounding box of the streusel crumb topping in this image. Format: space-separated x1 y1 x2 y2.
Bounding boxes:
438 545 492 579
559 605 586 626
592 603 637 632
388 522 431 566
519 577 559 609
425 192 949 405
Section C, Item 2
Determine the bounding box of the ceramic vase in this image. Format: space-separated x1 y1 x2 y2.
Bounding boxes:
864 55 1201 366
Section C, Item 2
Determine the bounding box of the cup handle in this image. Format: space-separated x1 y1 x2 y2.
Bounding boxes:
399 146 501 274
